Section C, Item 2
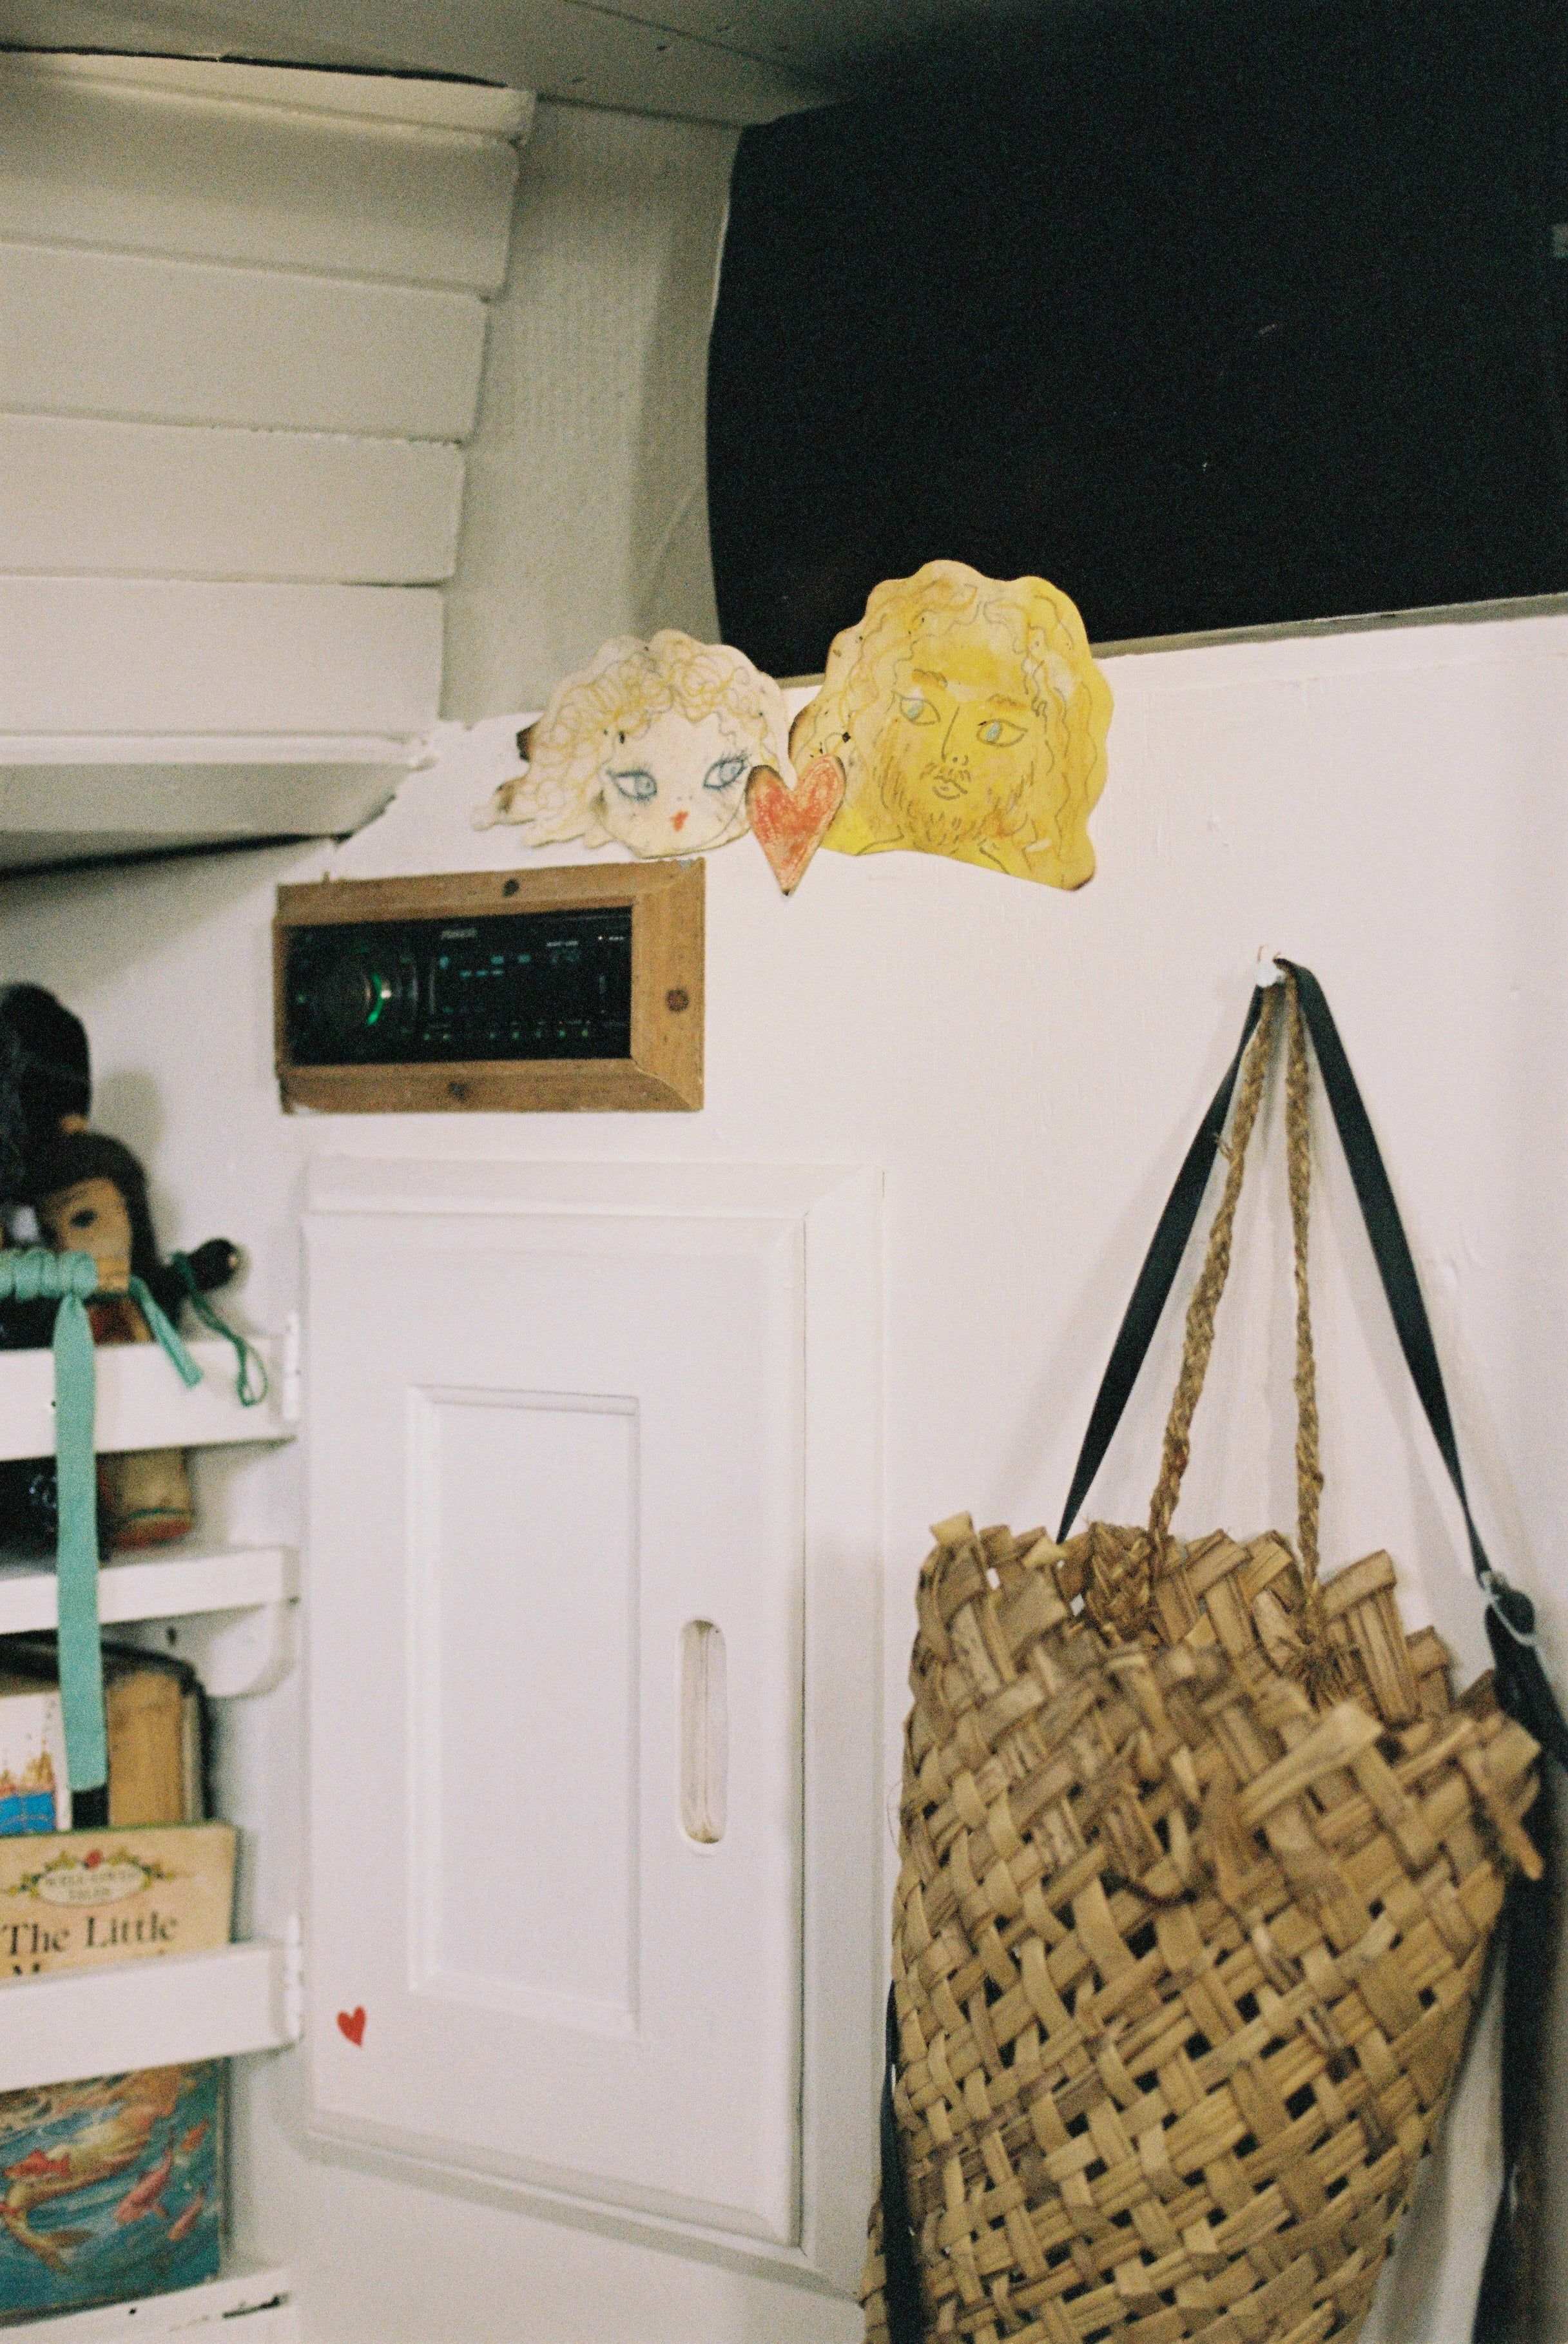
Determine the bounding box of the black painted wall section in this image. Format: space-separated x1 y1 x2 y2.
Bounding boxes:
708 0 1568 668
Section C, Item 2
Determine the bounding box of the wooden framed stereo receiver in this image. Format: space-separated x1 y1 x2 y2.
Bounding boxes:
274 862 703 1113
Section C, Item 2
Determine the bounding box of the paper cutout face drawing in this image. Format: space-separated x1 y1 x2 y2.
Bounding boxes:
474 630 791 860
789 561 1112 886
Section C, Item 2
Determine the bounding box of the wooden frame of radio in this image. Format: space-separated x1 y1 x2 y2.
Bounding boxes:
273 863 704 1114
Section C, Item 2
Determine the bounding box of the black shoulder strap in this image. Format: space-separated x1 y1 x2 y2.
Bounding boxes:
878 1984 925 2343
1055 981 1264 1546
1276 962 1568 1768
1056 960 1568 1767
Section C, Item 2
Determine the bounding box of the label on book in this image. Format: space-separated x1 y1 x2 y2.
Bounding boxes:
0 1823 235 1977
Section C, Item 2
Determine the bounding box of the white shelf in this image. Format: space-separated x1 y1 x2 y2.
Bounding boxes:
0 1940 299 2093
0 753 411 871
0 1543 296 1638
1 2262 295 2339
0 1335 295 1463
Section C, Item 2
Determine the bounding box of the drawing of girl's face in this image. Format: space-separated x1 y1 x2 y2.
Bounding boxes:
593 708 754 858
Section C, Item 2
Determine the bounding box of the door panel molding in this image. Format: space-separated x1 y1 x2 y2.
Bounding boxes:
303 1159 880 2293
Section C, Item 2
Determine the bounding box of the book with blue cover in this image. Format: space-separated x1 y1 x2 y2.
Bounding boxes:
0 1820 235 2317
0 2061 222 2320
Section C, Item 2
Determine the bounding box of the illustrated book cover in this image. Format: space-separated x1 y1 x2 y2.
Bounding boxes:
0 1679 67 1839
0 1821 235 2315
0 1823 235 1979
0 2060 223 2319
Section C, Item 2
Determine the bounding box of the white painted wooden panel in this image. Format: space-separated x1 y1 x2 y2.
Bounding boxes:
0 1335 293 1460
411 1391 640 2029
443 102 734 715
0 415 465 583
0 14 818 128
0 1543 296 1636
0 1941 294 2091
0 762 407 868
304 1161 881 2285
28 52 532 139
0 244 489 437
2 2263 296 2340
0 68 520 293
0 581 441 734
309 1203 802 2244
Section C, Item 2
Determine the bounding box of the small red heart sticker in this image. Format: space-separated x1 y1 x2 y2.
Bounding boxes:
748 755 846 896
336 2007 366 2046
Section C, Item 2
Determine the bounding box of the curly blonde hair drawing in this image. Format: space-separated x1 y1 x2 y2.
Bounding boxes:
475 630 791 861
789 561 1112 887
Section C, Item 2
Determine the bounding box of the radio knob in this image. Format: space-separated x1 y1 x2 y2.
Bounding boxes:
316 949 388 1037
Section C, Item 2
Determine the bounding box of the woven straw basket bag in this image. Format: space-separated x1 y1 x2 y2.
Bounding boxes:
864 967 1561 2344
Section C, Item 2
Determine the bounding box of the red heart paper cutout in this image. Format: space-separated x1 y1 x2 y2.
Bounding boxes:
336 2006 366 2046
748 755 846 896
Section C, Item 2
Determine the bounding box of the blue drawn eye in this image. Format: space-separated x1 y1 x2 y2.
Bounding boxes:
609 769 658 803
704 755 747 793
978 719 1025 747
899 696 937 725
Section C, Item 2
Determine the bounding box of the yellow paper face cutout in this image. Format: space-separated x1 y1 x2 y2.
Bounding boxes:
789 561 1112 886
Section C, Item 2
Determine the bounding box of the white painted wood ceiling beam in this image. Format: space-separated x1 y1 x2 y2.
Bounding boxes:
0 414 465 583
0 0 1069 119
0 0 829 125
0 48 518 858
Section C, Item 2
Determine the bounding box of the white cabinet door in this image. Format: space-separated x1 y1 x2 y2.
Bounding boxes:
304 1161 880 2289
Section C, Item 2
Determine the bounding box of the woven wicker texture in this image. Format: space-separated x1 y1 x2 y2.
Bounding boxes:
864 980 1542 2344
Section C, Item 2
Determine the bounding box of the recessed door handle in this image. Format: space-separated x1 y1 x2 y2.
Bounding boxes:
679 1620 727 1845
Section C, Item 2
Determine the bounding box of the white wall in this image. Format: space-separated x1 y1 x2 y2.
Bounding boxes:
441 98 735 721
5 78 1565 2344
0 605 1565 2338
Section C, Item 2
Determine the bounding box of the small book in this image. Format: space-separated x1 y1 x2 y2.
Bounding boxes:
0 1823 235 2316
0 1823 235 1979
0 2059 224 2318
104 1665 187 1830
0 1639 208 1828
0 1676 68 1838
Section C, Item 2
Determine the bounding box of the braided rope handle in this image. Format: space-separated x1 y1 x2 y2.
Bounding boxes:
1146 972 1326 1603
1147 978 1280 1549
1284 975 1324 1587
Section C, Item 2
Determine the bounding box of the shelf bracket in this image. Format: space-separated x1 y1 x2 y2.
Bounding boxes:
129 1599 297 1698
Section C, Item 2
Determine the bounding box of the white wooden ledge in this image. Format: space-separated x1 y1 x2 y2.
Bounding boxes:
1 2261 296 2339
0 1335 295 1462
0 1544 296 1639
0 1940 300 2093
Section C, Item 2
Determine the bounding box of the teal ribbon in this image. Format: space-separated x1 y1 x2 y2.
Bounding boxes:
127 1277 202 1389
166 1254 268 1405
0 1250 205 1796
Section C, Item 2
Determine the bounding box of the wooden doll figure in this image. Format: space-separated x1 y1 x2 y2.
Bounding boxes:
32 1132 195 1550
